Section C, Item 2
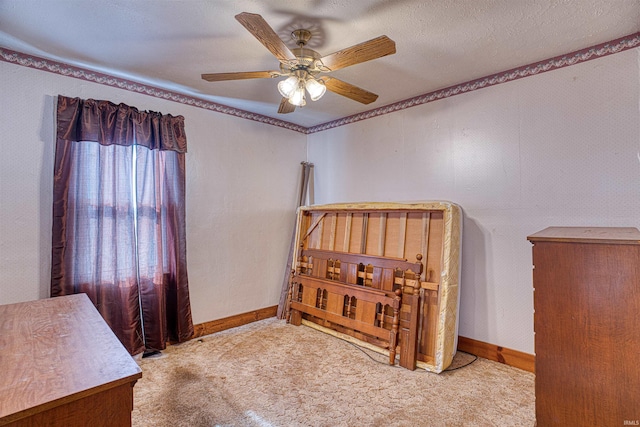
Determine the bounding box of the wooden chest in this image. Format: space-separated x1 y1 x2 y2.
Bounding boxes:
528 227 640 425
286 201 462 372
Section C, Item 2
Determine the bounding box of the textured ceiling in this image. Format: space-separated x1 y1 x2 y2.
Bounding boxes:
1 0 638 127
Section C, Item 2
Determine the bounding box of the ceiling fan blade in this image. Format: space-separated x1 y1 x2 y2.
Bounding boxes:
320 35 396 71
319 77 379 104
278 97 296 114
201 71 280 82
235 12 296 63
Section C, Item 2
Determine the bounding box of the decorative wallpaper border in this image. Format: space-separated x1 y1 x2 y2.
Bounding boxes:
0 47 307 134
306 32 640 134
1 32 638 135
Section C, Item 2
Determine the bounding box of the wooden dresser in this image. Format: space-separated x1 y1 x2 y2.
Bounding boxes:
0 293 142 426
528 227 640 426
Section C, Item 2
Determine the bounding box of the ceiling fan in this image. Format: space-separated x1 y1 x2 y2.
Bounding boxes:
201 12 396 114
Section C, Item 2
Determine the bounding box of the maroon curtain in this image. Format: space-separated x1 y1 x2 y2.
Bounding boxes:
52 96 193 354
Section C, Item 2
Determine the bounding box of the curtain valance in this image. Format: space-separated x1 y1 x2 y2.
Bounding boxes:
56 95 187 153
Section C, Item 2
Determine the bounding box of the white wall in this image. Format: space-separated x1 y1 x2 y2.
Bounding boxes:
2 47 638 352
0 60 306 324
307 48 640 354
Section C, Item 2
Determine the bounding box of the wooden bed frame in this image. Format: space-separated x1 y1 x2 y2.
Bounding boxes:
284 202 462 372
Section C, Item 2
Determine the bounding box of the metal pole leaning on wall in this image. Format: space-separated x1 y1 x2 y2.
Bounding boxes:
298 162 311 207
307 163 314 205
277 162 313 319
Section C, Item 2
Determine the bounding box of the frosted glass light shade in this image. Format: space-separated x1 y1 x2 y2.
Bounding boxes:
289 86 306 106
305 78 326 101
277 76 298 98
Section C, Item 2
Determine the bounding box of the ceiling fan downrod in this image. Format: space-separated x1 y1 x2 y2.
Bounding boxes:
291 29 312 47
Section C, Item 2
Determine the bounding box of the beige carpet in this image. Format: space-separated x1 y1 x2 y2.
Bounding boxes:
132 318 535 426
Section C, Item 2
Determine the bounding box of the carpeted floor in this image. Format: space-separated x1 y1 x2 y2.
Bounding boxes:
132 318 535 426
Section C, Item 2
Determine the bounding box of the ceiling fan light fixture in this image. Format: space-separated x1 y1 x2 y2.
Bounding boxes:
305 77 326 101
202 13 395 114
277 75 298 98
289 85 306 107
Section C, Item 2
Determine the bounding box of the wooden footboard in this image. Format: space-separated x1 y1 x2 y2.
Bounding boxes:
289 275 402 365
287 248 423 369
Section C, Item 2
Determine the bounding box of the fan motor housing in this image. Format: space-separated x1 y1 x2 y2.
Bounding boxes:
280 46 322 75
